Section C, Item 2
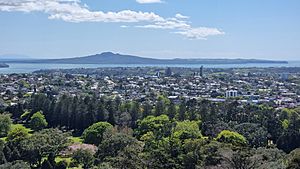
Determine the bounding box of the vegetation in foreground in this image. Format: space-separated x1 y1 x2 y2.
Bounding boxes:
0 93 300 169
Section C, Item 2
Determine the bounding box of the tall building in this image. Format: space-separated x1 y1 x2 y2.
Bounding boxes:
200 66 203 77
155 71 160 78
165 67 172 77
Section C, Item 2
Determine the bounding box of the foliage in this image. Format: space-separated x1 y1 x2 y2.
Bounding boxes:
0 160 30 169
0 114 12 137
72 148 95 169
30 111 48 131
96 132 141 162
96 133 143 169
172 120 202 140
82 122 113 145
6 125 29 147
136 115 172 140
20 128 70 166
276 130 300 153
233 123 268 148
216 130 247 146
3 92 300 168
20 111 30 121
286 148 300 169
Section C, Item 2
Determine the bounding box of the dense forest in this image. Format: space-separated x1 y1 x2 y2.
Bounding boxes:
1 93 300 168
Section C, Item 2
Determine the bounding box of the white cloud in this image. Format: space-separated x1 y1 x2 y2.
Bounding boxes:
0 0 164 22
138 17 224 39
174 27 225 40
0 0 224 40
175 13 189 19
136 0 163 4
137 19 190 30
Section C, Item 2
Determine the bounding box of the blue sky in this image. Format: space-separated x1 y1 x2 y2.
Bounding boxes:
0 0 299 60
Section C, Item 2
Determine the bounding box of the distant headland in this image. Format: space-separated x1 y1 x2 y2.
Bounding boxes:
0 63 9 68
2 52 288 65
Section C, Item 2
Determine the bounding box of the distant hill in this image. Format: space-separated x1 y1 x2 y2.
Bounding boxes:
0 63 9 68
5 52 288 64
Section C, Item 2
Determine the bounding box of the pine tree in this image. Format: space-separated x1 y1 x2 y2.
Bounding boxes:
130 101 140 128
142 102 152 118
107 100 116 126
155 100 165 116
178 100 186 121
167 101 176 119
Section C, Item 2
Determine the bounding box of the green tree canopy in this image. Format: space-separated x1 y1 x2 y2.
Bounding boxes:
96 132 142 165
233 123 268 148
172 120 202 140
82 122 113 145
136 115 172 140
216 130 247 146
0 114 12 137
0 160 30 169
30 111 48 131
6 125 29 147
20 128 70 166
72 149 95 169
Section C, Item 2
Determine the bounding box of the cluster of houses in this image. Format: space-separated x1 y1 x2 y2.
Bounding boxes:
1 67 300 109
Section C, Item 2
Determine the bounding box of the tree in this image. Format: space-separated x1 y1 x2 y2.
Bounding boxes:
20 129 70 166
155 100 165 116
0 140 6 165
6 125 29 147
142 102 152 118
254 148 286 169
30 111 48 131
82 122 113 145
172 120 202 140
96 103 106 122
72 149 95 169
222 149 258 169
96 132 143 168
109 142 144 169
180 138 206 169
107 100 116 126
216 130 247 146
41 159 53 169
136 115 172 140
56 160 68 169
0 160 30 169
233 123 268 148
286 148 300 169
202 120 230 138
167 102 176 119
0 114 12 137
178 101 186 121
142 138 179 169
276 130 300 153
129 101 140 128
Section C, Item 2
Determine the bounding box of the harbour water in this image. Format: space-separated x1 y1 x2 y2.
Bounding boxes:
1 61 300 74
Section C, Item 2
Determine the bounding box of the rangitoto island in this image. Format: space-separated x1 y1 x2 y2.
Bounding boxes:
4 52 288 65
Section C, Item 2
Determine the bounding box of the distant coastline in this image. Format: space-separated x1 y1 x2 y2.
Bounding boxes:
0 63 9 68
1 61 300 74
2 52 288 65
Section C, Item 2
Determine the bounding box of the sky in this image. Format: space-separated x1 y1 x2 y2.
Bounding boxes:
0 0 299 60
